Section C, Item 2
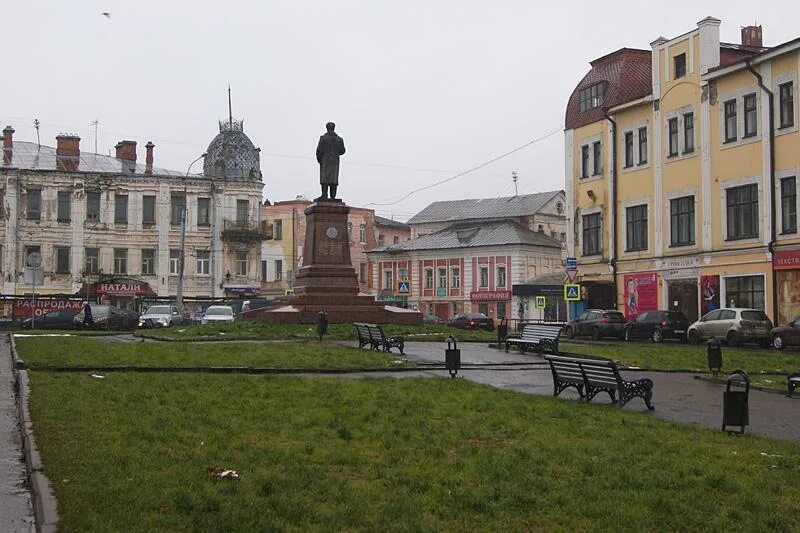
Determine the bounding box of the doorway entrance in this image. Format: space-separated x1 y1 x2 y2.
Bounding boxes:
667 279 699 323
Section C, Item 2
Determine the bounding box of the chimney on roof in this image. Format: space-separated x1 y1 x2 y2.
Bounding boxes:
145 141 155 173
741 25 763 48
2 126 13 165
55 134 81 171
115 140 137 162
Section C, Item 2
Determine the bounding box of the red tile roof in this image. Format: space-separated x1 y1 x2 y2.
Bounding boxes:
565 48 652 130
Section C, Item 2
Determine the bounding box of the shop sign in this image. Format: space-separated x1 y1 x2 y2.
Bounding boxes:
470 290 511 301
224 286 260 296
13 299 84 319
658 257 700 270
623 273 658 319
774 249 800 270
662 267 700 280
96 282 148 295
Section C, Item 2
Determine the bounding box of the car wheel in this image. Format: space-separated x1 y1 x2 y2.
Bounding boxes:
624 328 631 342
773 334 785 350
651 328 663 343
688 330 699 345
726 331 739 348
564 326 575 339
591 327 601 341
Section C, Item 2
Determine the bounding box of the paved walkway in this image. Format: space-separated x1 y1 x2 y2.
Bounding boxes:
0 336 34 532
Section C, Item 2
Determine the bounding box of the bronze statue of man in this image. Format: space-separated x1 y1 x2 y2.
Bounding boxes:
315 122 346 199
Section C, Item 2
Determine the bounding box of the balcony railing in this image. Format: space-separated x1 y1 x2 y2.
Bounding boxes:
221 220 273 243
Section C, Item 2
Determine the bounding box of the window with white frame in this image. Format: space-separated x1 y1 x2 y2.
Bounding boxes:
724 99 737 142
196 250 210 275
638 127 648 164
378 234 385 246
359 263 367 283
580 145 590 178
359 224 366 243
670 196 695 246
169 249 180 275
625 205 648 251
781 176 797 234
451 267 460 288
437 267 447 288
496 265 507 288
383 270 393 290
141 249 155 275
479 266 489 288
683 112 694 153
582 213 602 256
424 268 433 289
592 141 602 175
398 267 408 280
725 275 765 310
667 117 679 157
113 248 127 275
235 251 248 276
274 259 282 281
743 93 758 138
726 183 759 240
624 131 634 168
779 81 795 129
85 248 99 274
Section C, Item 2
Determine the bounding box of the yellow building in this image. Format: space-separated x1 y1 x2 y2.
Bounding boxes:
566 17 800 326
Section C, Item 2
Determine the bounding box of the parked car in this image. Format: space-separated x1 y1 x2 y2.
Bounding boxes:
564 309 626 340
447 312 494 331
138 305 183 328
687 308 772 347
423 314 444 325
73 305 139 330
769 316 800 350
201 306 235 325
623 310 689 343
20 309 79 330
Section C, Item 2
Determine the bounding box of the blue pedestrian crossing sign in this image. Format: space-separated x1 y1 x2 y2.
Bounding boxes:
535 296 546 309
397 280 410 295
564 284 581 301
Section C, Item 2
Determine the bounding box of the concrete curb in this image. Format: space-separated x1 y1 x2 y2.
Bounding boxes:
134 333 496 344
10 334 58 533
693 374 797 396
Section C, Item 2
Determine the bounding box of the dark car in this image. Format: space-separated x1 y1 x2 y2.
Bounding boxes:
564 309 626 340
21 309 80 330
623 310 689 343
73 305 140 331
770 315 800 350
423 314 444 325
447 312 495 331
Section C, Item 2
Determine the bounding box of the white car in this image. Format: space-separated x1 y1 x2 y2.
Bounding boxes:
201 306 235 325
138 305 183 328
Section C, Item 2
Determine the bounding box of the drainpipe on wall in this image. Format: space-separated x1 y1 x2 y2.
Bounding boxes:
746 61 777 322
603 110 619 309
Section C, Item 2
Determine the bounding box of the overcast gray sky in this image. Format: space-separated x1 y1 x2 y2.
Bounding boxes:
4 1 799 220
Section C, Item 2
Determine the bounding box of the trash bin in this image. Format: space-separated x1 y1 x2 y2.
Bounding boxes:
722 370 750 434
707 337 723 378
445 336 461 378
497 317 508 346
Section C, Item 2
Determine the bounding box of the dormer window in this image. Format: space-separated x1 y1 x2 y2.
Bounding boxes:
579 83 605 112
674 53 686 79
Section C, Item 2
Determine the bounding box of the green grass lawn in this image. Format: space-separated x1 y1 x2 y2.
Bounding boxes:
28 373 800 532
561 340 800 375
15 337 410 369
134 321 497 343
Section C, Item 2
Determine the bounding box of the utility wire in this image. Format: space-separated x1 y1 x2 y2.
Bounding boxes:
364 127 562 207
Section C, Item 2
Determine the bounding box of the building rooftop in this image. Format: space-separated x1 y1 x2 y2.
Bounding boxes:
371 220 561 253
407 190 563 225
374 215 410 229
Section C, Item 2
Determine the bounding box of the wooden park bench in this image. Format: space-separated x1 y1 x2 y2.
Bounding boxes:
543 354 654 410
353 323 405 355
505 324 562 355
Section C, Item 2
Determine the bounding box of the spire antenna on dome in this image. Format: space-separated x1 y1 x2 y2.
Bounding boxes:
228 84 233 129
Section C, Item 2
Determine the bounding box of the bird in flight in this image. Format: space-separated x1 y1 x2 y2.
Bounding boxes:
101 12 111 19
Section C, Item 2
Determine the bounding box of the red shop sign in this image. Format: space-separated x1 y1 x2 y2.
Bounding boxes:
13 299 84 319
773 249 800 270
470 290 512 301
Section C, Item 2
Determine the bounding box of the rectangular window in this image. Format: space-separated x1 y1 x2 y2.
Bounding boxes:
55 247 70 274
171 194 185 225
578 83 605 112
478 303 489 316
398 267 408 280
85 248 99 274
437 267 447 288
24 246 40 272
582 213 601 256
780 81 794 129
142 195 156 224
86 191 101 221
235 252 248 276
359 263 367 283
57 191 71 222
592 141 602 175
196 250 210 275
560 232 566 242
479 266 489 288
141 249 155 275
625 205 648 251
496 302 506 319
668 117 679 156
197 197 210 226
424 269 433 290
358 224 366 243
497 265 507 288
113 248 127 275
114 194 128 224
725 275 765 310
273 219 283 240
674 53 686 79
274 259 282 281
378 234 385 247
638 127 648 164
580 145 590 179
726 183 759 240
724 100 737 142
670 196 695 246
347 223 352 242
743 93 757 137
169 249 180 275
624 131 634 168
683 112 694 153
26 189 41 220
781 177 797 234
393 236 400 244
451 267 460 289
380 270 392 290
236 200 249 224
261 261 268 282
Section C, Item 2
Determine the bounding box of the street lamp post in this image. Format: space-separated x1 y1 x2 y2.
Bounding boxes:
176 153 207 310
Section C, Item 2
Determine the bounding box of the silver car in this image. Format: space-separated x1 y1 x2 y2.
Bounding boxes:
201 306 235 325
138 305 183 328
687 308 772 347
